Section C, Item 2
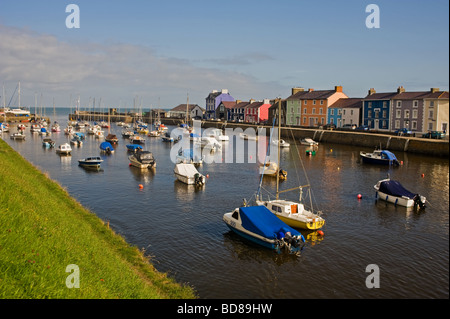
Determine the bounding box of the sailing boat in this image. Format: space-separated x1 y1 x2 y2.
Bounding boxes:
255 99 325 230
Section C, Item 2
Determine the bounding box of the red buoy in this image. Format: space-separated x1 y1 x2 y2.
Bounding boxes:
317 230 324 236
357 194 362 199
138 184 144 189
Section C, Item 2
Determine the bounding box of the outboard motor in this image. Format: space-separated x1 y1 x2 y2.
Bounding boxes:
413 194 425 209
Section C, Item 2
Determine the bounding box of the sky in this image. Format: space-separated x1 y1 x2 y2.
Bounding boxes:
0 0 448 110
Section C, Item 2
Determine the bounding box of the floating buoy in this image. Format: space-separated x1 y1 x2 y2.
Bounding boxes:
400 161 403 165
421 173 425 178
138 184 144 189
206 174 209 178
317 230 324 236
357 194 362 199
129 163 132 167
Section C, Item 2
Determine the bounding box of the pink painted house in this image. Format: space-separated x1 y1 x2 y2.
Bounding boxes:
244 99 271 124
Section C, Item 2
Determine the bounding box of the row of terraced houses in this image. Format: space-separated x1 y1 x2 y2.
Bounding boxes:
167 86 449 134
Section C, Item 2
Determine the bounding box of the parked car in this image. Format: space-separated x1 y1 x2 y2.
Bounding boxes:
394 128 412 136
356 125 369 131
322 123 336 130
340 124 357 130
422 131 446 139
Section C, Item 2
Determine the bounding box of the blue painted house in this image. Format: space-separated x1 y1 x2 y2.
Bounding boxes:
205 89 235 120
328 98 363 128
362 88 397 131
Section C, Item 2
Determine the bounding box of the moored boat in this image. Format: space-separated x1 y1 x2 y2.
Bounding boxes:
173 163 205 186
300 138 318 146
374 177 426 208
223 205 305 255
42 138 55 148
56 143 72 155
78 156 103 169
128 150 156 169
99 141 115 154
360 149 400 166
259 161 287 179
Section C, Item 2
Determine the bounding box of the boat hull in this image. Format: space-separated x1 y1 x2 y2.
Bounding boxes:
275 214 325 230
374 179 426 208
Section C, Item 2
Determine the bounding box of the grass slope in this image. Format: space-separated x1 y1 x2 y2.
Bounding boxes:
0 139 196 299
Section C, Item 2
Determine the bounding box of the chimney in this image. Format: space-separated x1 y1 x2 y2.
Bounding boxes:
397 86 405 94
430 88 439 93
335 85 343 92
291 87 304 95
368 88 376 95
263 99 270 104
236 99 242 104
221 89 229 94
249 99 255 104
308 88 314 92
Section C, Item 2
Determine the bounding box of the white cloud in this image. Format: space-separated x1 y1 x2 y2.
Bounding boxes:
0 24 284 108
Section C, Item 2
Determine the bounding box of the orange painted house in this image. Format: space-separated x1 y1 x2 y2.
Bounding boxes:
286 86 348 127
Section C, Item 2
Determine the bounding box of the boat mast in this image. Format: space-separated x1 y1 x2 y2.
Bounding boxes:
276 98 281 200
186 93 189 125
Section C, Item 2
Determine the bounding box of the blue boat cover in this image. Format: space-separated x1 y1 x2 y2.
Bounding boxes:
239 206 301 239
380 150 398 160
379 179 415 199
126 144 142 150
100 141 114 150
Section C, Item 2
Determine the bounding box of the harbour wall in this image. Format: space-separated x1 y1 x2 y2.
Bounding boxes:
160 118 449 158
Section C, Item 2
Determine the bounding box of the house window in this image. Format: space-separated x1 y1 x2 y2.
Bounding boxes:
395 120 400 129
412 121 417 129
382 110 387 118
319 108 323 115
430 101 434 107
428 110 434 119
304 100 307 105
396 101 402 108
412 110 418 119
374 109 380 118
428 123 433 130
350 110 353 116
303 117 307 124
313 100 316 105
413 100 418 108
396 110 401 118
291 107 294 113
368 110 372 118
368 102 372 108
404 110 410 118
312 108 316 114
303 108 307 114
383 101 387 108
320 100 324 105
343 109 346 115
331 109 334 116
382 120 388 128
297 107 301 114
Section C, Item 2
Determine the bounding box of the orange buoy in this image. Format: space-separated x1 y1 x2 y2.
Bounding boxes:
138 184 144 189
421 173 425 178
357 194 362 199
400 161 403 165
206 174 209 178
317 230 324 236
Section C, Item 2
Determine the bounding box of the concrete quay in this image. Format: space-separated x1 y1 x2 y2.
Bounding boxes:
160 118 449 158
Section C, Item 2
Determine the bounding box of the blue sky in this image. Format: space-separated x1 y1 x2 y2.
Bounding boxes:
0 0 448 109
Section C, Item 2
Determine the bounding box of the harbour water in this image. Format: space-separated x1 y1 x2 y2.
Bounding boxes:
2 108 449 299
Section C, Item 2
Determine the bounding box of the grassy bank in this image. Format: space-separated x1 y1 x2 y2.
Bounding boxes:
0 138 196 299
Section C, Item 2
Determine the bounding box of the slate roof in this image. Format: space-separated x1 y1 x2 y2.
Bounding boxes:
170 104 204 112
329 98 363 108
287 89 339 100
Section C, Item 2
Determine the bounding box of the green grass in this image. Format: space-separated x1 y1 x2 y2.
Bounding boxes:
0 138 196 299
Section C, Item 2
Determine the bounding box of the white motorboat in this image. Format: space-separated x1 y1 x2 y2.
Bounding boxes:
10 132 26 140
300 138 318 146
374 177 426 208
128 151 156 169
56 143 72 155
271 139 290 148
259 161 287 179
174 163 205 186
